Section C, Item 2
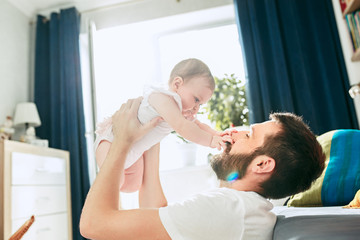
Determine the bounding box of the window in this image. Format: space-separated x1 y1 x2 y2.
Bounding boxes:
92 5 245 169
94 5 245 170
88 5 246 208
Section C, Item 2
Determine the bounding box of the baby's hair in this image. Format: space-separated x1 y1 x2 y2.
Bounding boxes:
169 58 215 90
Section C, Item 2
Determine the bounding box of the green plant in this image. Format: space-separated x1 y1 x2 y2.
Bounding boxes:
205 74 249 130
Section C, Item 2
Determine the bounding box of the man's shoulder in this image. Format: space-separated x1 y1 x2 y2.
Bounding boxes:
159 188 275 240
163 188 273 215
181 188 270 209
204 188 269 201
197 188 275 214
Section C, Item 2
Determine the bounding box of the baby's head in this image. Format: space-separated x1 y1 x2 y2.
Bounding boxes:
168 58 215 89
169 58 215 119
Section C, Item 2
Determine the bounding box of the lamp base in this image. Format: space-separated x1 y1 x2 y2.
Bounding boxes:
26 139 49 148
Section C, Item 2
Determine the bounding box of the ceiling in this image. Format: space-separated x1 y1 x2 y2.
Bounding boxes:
6 0 136 17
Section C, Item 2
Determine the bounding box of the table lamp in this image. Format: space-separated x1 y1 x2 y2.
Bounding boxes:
13 102 41 141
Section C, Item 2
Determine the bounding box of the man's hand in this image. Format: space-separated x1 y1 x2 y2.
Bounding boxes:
112 97 162 145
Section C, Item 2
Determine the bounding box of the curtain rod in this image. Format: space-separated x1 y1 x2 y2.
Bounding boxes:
36 0 154 17
81 0 151 14
29 0 153 24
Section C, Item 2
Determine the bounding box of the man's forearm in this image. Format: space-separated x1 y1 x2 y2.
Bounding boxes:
139 144 167 208
80 140 130 230
80 98 171 240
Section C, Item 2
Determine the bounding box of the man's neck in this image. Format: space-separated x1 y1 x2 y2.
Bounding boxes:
220 178 261 193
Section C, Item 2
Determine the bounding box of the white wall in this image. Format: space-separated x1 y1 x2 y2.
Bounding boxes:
0 0 30 123
332 0 360 127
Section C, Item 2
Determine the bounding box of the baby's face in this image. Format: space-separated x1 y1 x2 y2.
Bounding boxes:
177 76 213 119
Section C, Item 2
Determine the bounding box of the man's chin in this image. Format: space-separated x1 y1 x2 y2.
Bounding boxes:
210 151 254 182
210 153 230 181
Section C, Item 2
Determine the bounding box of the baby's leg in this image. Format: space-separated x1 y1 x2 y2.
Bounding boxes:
120 156 144 193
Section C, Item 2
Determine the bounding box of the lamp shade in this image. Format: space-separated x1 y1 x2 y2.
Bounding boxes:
13 102 41 127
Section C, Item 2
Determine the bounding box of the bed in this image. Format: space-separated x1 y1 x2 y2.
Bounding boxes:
271 129 360 240
272 206 360 240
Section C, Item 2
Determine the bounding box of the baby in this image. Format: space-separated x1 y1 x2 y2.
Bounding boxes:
94 58 232 192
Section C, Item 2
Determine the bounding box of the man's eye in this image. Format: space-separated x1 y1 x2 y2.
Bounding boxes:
195 97 200 103
246 133 250 138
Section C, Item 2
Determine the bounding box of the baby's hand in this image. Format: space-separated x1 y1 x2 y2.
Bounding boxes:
210 135 232 151
219 129 238 138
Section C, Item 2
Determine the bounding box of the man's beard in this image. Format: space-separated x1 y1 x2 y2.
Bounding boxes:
210 143 257 181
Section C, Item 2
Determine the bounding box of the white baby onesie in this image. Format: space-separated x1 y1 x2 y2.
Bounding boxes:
94 86 183 169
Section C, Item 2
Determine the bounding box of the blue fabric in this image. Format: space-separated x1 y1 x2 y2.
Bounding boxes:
321 130 360 206
34 7 90 240
233 0 359 134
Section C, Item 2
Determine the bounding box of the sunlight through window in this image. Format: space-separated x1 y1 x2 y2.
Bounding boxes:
90 5 246 209
92 7 245 173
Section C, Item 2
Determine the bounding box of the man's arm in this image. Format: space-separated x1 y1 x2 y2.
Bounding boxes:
139 143 168 208
80 98 171 240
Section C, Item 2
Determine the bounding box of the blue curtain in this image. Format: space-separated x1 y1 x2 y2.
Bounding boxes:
234 0 359 134
34 7 90 240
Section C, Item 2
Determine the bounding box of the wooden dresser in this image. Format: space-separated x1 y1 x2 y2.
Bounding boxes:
0 140 72 240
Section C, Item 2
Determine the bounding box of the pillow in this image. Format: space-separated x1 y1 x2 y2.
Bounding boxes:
287 129 360 207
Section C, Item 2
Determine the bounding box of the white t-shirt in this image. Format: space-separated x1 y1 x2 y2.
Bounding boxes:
159 188 276 240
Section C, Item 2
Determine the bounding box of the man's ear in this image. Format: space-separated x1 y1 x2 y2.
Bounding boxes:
251 155 275 174
171 76 184 91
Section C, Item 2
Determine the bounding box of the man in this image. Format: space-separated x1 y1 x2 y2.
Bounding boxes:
80 97 325 240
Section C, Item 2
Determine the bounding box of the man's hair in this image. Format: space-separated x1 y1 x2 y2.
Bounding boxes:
210 113 325 199
169 58 215 90
257 112 325 199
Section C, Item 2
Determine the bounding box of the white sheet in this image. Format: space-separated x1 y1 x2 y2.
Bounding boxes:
272 206 360 217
